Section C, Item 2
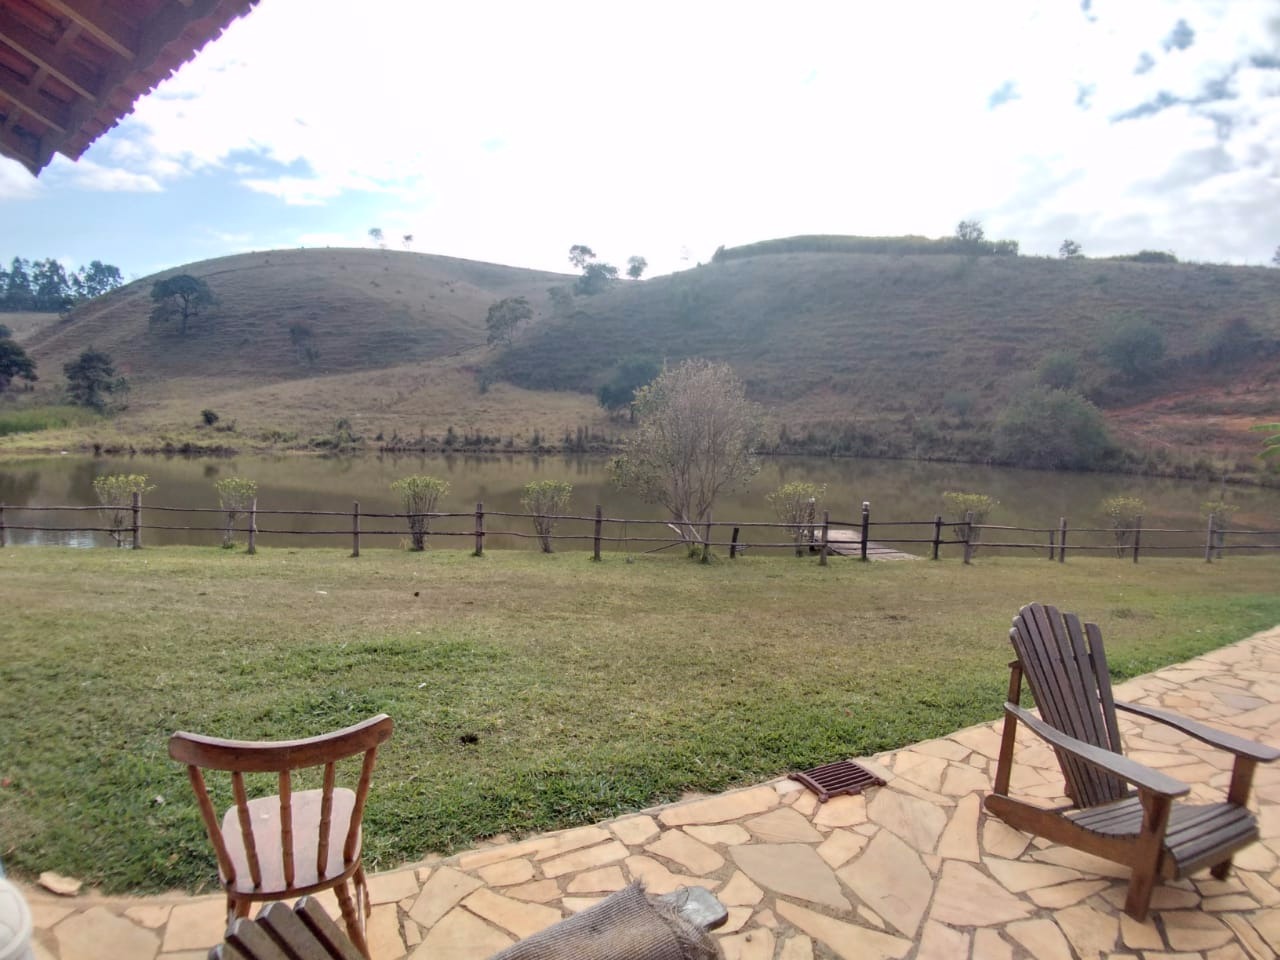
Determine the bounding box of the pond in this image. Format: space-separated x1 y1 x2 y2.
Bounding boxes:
1 453 1277 557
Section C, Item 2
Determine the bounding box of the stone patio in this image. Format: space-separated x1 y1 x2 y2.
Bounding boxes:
17 625 1280 960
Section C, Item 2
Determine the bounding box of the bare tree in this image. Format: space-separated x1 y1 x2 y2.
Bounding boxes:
609 359 764 542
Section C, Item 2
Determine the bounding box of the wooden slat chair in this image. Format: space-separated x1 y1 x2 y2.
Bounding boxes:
210 897 364 960
985 603 1279 920
169 714 394 959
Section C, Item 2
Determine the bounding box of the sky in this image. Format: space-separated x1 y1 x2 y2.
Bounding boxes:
2 0 1279 280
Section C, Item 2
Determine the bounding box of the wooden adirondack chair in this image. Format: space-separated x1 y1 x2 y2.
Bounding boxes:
985 603 1279 920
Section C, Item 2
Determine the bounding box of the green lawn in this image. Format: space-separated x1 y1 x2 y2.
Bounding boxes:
2 546 1279 894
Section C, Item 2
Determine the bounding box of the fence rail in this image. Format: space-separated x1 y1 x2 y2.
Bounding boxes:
0 497 1276 563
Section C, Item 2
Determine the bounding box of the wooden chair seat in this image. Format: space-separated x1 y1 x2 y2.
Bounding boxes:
985 603 1278 920
1065 797 1257 876
221 788 359 896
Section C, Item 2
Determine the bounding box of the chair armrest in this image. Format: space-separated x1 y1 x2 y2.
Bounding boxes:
1004 703 1190 798
1114 700 1280 763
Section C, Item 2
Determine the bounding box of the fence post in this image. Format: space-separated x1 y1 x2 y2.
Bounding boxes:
351 501 360 557
1048 527 1056 561
1132 515 1142 564
701 516 712 563
474 501 485 557
593 505 603 561
962 511 974 565
931 514 942 560
860 501 870 562
0 503 5 548
730 527 740 559
131 491 142 550
247 498 257 555
819 511 830 566
1205 513 1215 564
1058 517 1068 563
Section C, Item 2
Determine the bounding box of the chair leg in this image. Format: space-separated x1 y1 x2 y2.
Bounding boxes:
335 879 371 960
355 863 371 919
1124 791 1172 922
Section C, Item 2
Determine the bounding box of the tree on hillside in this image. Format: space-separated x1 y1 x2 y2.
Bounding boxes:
368 227 385 249
1272 246 1280 267
64 349 127 411
597 358 659 419
150 274 214 337
955 220 985 242
609 359 764 542
1102 317 1165 381
627 255 648 279
485 296 533 346
4 257 33 310
567 243 619 294
576 261 618 295
31 258 73 311
1059 239 1083 259
75 260 123 299
568 245 596 270
402 234 414 250
0 337 37 392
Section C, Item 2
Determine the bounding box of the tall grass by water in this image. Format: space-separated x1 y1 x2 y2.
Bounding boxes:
0 405 99 436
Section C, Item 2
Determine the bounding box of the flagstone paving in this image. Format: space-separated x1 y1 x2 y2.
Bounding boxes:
16 625 1280 959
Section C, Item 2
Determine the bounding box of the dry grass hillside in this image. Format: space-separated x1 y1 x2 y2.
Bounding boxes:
5 241 1280 471
10 248 612 449
488 250 1280 469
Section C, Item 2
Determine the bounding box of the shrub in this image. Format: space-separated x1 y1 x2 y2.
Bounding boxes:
214 476 257 550
1101 496 1144 558
767 481 827 556
993 387 1112 469
201 408 219 426
942 492 997 553
520 480 573 553
1036 351 1078 390
1201 499 1240 558
92 473 153 547
1102 318 1165 381
391 476 449 550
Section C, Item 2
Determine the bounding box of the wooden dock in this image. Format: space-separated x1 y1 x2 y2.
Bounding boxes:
813 527 920 561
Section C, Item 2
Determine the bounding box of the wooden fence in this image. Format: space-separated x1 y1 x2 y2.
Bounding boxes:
1 497 1277 563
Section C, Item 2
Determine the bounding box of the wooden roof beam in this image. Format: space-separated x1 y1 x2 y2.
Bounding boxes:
0 69 71 132
48 0 243 164
40 0 138 62
0 119 40 173
0 8 100 101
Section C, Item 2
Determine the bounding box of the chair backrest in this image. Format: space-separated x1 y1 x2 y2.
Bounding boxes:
170 714 393 893
1009 603 1126 807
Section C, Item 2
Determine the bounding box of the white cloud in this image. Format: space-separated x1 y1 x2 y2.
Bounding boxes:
12 0 1280 271
47 157 163 193
0 158 42 199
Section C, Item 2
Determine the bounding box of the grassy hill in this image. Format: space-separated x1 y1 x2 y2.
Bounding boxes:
488 247 1280 473
4 241 1279 475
